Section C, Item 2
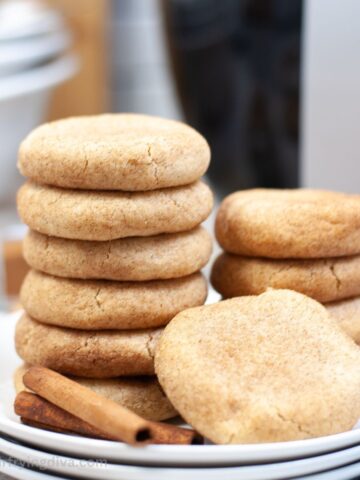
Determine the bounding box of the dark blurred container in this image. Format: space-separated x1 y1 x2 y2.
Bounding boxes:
162 0 303 196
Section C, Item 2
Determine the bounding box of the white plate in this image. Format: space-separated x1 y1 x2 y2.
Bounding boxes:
2 434 360 480
0 30 71 77
2 310 360 467
1 459 359 480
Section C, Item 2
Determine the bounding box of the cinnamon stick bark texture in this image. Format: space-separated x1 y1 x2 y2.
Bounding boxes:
15 392 112 440
21 367 201 445
21 418 84 436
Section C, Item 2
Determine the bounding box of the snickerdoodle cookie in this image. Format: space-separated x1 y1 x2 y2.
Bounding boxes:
211 253 360 303
14 365 177 421
17 181 213 241
155 290 360 444
16 314 162 378
23 227 212 281
20 270 207 330
216 189 360 258
18 114 210 191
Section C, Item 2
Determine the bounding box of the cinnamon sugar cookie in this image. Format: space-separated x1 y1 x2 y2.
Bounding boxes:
18 114 210 191
17 180 213 241
20 270 207 330
23 227 212 281
16 314 162 378
216 189 360 258
211 252 360 303
156 290 360 443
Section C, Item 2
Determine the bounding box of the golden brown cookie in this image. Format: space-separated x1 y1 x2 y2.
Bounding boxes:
23 227 212 281
211 252 360 303
16 314 162 378
326 297 360 345
14 365 177 421
155 290 360 444
18 114 210 191
216 189 360 258
17 181 213 241
20 270 208 330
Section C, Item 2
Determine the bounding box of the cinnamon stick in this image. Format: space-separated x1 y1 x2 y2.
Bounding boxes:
151 421 203 445
15 392 112 440
21 367 201 445
21 418 105 438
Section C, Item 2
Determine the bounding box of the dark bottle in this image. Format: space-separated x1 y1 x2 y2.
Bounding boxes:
162 0 303 196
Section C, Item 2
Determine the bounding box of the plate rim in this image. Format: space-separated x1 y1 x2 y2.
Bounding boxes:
2 433 360 480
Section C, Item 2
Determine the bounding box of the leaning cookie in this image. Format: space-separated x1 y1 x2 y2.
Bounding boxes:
23 227 212 281
14 365 177 421
325 297 360 345
20 270 207 330
156 290 360 444
16 314 162 378
17 181 213 241
211 253 360 303
18 114 210 191
216 189 360 258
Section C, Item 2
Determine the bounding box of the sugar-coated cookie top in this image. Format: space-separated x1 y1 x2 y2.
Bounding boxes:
155 289 360 444
18 114 210 191
216 188 360 258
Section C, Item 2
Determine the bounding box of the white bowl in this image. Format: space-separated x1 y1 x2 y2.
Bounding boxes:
0 54 78 205
0 0 64 41
0 29 71 77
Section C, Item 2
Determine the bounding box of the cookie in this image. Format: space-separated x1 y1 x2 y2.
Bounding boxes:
326 297 360 345
16 314 162 378
20 270 207 330
216 189 360 258
155 290 360 444
211 253 360 303
17 181 213 241
18 114 210 191
23 227 212 281
14 365 177 421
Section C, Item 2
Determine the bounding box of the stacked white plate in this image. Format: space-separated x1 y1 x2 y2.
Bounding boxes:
0 0 77 205
1 303 360 480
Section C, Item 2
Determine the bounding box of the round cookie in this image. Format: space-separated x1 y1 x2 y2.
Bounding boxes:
16 314 162 378
326 297 360 345
14 365 177 421
211 252 360 303
17 181 213 241
20 270 207 330
18 114 210 191
155 290 360 444
216 189 360 258
23 227 212 281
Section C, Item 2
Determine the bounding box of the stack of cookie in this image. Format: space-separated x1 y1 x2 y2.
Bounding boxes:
211 189 360 344
15 114 213 421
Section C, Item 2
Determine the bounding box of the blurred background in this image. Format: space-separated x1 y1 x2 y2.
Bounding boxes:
0 0 359 302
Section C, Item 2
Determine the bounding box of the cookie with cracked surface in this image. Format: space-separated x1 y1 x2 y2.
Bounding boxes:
23 227 212 281
16 314 162 378
17 181 213 241
20 270 207 330
326 297 360 345
14 365 177 421
155 289 360 444
18 113 210 191
211 252 360 303
216 189 360 258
